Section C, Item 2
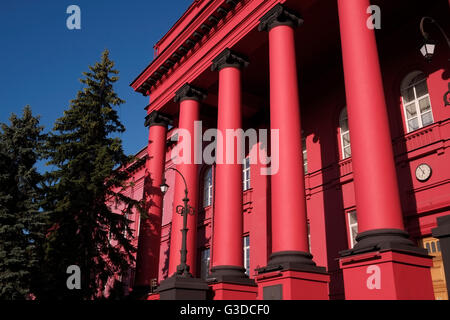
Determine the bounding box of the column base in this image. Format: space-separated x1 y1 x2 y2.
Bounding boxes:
257 251 327 273
157 275 210 300
255 270 330 300
255 251 329 300
147 293 160 300
208 265 256 286
209 282 258 300
207 266 258 300
340 229 428 257
339 250 434 300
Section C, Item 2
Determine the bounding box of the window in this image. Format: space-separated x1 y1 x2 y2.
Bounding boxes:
424 238 441 255
302 135 308 174
401 71 434 133
200 248 210 280
339 107 352 159
124 212 130 238
307 220 311 252
347 210 358 248
203 167 213 208
242 157 251 191
243 235 250 276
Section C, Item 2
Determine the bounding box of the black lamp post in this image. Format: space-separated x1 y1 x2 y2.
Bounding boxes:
419 17 450 107
157 168 210 300
160 167 194 277
419 17 450 61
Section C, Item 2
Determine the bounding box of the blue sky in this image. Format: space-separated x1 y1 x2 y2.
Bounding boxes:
0 0 191 164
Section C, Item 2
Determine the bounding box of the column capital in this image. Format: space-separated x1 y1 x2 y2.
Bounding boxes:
258 4 303 32
144 110 172 128
211 48 249 72
174 83 207 103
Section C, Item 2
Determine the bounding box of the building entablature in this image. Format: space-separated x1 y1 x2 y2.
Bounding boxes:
130 0 317 116
131 0 248 97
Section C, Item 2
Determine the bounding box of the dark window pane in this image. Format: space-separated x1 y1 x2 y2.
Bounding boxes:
431 241 436 253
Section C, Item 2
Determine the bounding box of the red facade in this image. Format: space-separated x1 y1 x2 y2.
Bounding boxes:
114 0 450 300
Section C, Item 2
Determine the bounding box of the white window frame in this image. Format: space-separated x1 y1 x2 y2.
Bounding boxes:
242 157 251 191
302 135 308 174
339 107 352 160
200 248 210 280
307 220 311 252
347 210 358 248
401 72 434 133
243 235 250 276
203 167 213 208
123 211 130 238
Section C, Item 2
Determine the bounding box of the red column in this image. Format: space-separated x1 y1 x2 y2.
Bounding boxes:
258 3 319 269
338 0 404 233
254 5 330 300
337 0 425 253
337 0 434 300
268 17 308 256
168 84 205 277
134 111 170 290
210 49 252 282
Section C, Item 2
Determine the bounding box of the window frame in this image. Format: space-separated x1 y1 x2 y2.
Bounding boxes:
307 220 311 252
242 157 251 191
302 135 308 174
199 247 211 280
347 209 358 249
202 166 213 208
401 72 434 133
243 235 250 276
339 107 352 160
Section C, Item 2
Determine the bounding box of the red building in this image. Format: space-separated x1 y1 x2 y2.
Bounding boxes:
115 0 450 300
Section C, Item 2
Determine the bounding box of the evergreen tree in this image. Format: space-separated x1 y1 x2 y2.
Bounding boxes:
0 106 46 300
40 50 138 299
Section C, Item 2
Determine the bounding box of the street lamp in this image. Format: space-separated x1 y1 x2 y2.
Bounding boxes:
160 167 195 277
420 38 436 61
419 16 450 61
157 168 209 300
419 17 450 107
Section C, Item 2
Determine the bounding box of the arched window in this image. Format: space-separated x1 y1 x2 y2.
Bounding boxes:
202 166 213 208
401 71 434 133
339 107 351 160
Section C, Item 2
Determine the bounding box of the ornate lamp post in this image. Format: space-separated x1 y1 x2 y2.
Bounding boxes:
160 167 194 277
419 16 450 106
419 17 450 61
157 168 209 300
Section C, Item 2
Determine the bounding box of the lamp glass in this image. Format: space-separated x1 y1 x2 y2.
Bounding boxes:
426 43 436 55
420 40 436 60
160 182 169 195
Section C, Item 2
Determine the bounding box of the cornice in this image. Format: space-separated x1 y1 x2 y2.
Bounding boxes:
174 83 208 102
144 0 282 113
258 3 303 32
144 110 173 128
211 48 249 71
131 0 245 96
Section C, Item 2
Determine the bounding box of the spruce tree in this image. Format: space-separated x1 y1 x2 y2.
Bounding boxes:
40 50 138 299
0 106 46 300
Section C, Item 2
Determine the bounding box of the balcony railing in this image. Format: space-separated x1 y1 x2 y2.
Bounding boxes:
305 118 449 190
393 119 449 156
